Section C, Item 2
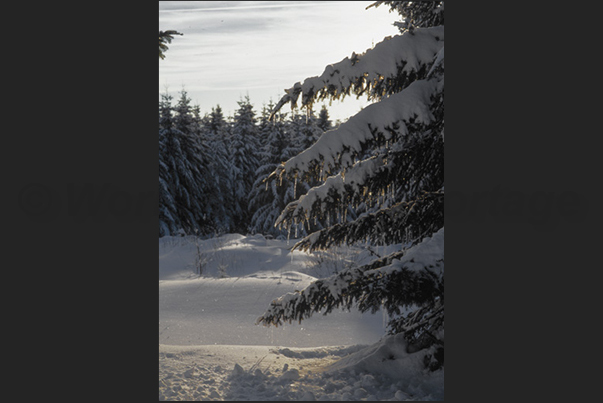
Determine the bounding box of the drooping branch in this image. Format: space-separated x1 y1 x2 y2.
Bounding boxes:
290 190 444 252
270 77 439 183
270 26 443 119
159 30 183 60
257 228 444 331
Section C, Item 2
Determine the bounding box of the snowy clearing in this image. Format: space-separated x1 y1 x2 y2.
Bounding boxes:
159 234 443 400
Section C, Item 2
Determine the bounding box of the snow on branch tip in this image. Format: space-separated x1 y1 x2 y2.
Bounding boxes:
269 26 444 118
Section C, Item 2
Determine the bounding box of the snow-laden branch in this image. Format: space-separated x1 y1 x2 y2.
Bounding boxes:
274 156 385 228
271 26 444 116
256 228 444 329
290 190 444 252
273 76 439 182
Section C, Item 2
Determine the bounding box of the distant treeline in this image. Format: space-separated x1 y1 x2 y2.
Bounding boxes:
159 90 338 238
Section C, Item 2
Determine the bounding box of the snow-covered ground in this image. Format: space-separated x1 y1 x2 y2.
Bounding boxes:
159 234 444 400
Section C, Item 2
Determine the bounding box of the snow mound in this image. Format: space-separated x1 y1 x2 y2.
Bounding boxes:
327 333 444 400
273 345 367 359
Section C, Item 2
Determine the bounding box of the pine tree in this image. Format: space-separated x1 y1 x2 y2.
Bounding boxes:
257 1 445 370
159 91 215 236
249 103 303 237
173 90 198 135
229 96 261 234
159 94 180 236
159 30 183 60
289 108 323 151
204 105 235 234
316 105 332 132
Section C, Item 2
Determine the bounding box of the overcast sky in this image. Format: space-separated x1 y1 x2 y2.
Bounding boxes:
159 1 400 122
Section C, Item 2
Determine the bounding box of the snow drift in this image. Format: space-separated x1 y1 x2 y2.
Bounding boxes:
159 234 443 400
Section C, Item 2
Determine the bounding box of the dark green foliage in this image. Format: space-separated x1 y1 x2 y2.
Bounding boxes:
292 190 443 252
317 105 333 132
368 1 444 32
159 30 183 60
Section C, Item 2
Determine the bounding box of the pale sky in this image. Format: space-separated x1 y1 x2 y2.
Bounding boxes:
159 1 400 122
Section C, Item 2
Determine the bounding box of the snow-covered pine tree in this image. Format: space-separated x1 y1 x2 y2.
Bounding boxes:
249 102 309 237
229 96 261 234
288 108 323 151
285 108 332 234
316 104 333 132
159 94 181 237
257 1 444 370
159 91 214 236
203 105 235 234
249 103 289 236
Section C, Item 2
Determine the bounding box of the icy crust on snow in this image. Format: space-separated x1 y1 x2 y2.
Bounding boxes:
272 26 444 114
280 77 438 181
273 344 367 360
